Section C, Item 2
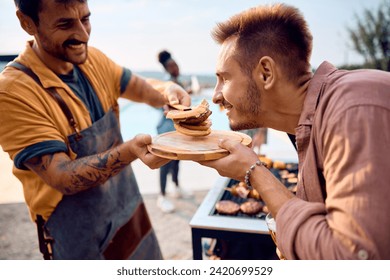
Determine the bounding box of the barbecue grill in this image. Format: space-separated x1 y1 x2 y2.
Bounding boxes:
190 164 297 260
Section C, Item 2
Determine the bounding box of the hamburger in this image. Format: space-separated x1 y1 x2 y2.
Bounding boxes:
166 99 212 136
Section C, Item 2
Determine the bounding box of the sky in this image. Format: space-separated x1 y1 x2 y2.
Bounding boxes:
0 0 384 75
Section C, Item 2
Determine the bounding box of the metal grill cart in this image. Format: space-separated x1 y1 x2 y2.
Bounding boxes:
190 177 276 260
190 161 298 260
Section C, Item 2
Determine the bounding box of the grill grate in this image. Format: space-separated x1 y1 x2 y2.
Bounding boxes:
210 165 298 220
211 187 267 220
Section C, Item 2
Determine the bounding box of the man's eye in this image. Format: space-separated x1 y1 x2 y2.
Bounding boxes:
82 17 90 24
57 22 72 29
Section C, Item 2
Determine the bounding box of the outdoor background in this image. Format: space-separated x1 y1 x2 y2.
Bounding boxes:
0 0 388 261
0 0 385 75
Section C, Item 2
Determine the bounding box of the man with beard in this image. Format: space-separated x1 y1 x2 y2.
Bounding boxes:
0 0 190 259
197 3 390 259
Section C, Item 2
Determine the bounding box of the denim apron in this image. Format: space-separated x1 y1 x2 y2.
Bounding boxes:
8 61 162 259
44 109 162 259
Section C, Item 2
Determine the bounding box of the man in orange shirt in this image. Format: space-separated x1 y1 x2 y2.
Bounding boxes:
0 0 190 259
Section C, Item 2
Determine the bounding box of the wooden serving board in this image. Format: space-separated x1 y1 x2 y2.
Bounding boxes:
147 130 252 161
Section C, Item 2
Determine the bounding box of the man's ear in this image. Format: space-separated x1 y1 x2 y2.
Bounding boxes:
255 56 276 90
16 10 37 36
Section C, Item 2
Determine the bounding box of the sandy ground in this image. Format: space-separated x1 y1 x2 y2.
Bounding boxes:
0 190 209 260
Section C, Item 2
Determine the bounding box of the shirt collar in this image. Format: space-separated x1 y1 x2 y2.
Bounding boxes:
16 41 72 89
297 61 338 127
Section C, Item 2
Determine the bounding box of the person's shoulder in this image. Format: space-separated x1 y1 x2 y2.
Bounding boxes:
0 64 30 93
325 68 390 107
334 68 390 86
84 46 119 73
86 46 109 62
316 68 390 127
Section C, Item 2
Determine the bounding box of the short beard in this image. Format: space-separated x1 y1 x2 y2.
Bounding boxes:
229 78 262 131
230 121 258 131
38 29 88 65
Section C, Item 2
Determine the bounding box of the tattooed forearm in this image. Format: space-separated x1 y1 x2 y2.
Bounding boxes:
60 147 131 194
68 150 129 192
25 144 136 195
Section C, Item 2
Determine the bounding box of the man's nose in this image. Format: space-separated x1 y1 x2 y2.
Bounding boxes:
212 89 223 105
74 20 90 42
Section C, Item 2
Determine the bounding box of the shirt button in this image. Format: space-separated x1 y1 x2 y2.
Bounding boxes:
357 249 368 260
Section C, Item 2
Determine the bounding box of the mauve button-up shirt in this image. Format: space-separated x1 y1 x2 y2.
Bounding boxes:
276 61 390 259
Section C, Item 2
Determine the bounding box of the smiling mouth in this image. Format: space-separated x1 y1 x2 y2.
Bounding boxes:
66 43 85 50
64 39 86 50
223 102 233 111
224 106 233 118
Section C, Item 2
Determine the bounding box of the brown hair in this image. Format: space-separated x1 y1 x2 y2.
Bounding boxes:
211 3 312 82
14 0 87 25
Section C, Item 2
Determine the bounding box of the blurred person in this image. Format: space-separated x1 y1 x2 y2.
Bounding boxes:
155 50 193 213
240 128 268 154
198 3 390 259
0 0 191 259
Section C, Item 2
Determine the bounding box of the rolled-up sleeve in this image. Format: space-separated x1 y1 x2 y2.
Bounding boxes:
277 198 357 259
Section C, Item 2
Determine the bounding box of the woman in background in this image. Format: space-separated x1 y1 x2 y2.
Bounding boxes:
156 50 193 213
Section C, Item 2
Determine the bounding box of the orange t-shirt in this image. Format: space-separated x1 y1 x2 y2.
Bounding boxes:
0 41 126 221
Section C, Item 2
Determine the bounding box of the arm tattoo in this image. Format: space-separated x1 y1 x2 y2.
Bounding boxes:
65 148 128 193
25 146 132 195
26 153 54 172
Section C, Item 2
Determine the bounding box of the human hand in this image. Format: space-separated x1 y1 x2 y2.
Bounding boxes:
197 138 259 182
129 134 170 169
163 82 191 108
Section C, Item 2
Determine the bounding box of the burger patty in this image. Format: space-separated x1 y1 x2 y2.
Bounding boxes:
215 200 240 215
240 199 263 215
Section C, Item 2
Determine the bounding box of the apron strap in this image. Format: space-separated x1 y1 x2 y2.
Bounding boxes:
7 61 82 140
35 215 53 260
